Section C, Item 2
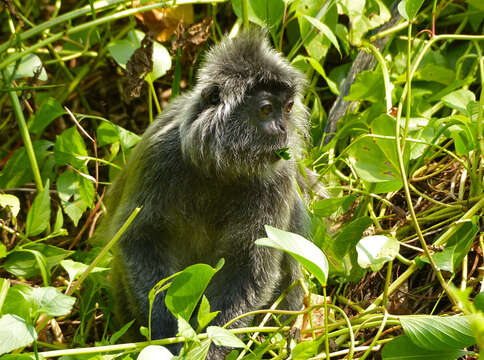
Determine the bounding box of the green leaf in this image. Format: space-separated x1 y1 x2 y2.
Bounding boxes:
29 97 65 135
165 262 223 321
296 0 338 61
421 221 477 272
303 15 341 55
60 259 108 284
256 226 328 286
415 64 455 85
400 315 476 350
30 287 76 317
53 206 64 233
442 89 476 115
0 140 53 189
356 235 400 271
107 30 171 81
348 135 402 190
339 0 391 46
177 316 198 342
405 0 425 20
207 326 247 348
57 169 94 226
0 244 6 260
96 121 141 149
346 69 385 103
5 53 47 81
291 338 322 359
382 335 471 360
25 179 51 237
178 339 211 360
312 195 356 217
197 295 219 332
2 244 72 279
53 127 88 170
474 292 484 312
135 345 174 360
231 0 284 31
110 320 134 345
0 314 37 356
331 216 372 259
0 194 20 217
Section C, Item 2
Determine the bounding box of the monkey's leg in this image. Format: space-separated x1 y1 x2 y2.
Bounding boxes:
114 235 179 343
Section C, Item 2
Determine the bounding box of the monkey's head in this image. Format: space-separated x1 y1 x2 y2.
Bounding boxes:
180 29 308 180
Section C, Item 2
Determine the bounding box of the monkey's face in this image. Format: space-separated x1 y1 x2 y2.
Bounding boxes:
245 86 294 152
182 82 306 180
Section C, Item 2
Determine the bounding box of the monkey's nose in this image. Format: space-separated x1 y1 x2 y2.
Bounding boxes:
263 120 286 136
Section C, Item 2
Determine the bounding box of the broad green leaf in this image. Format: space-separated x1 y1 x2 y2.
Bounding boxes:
5 53 47 81
331 216 372 259
442 89 476 115
25 180 51 237
0 140 53 189
0 194 20 217
207 326 246 348
137 345 174 360
231 0 284 32
296 0 338 61
0 314 37 356
291 338 321 359
415 64 455 85
348 136 402 190
256 226 328 286
339 0 391 45
405 0 425 20
382 335 471 360
422 221 477 272
400 315 475 350
346 69 385 103
60 259 108 283
96 121 141 149
356 235 400 271
197 295 219 332
474 292 484 312
165 261 223 321
177 317 198 343
108 30 171 81
2 244 72 279
312 195 356 217
31 287 75 317
178 339 211 360
303 15 341 55
29 97 65 135
57 169 94 226
54 127 88 170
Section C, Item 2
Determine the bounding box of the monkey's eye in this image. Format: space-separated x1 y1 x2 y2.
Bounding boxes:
285 101 294 113
261 104 273 115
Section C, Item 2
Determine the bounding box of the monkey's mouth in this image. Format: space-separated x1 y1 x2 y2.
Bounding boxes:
274 147 291 160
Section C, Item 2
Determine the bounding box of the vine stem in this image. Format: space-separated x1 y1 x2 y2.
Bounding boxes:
7 85 43 192
392 33 484 307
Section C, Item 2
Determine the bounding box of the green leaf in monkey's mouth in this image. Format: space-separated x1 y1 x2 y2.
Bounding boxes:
274 147 291 160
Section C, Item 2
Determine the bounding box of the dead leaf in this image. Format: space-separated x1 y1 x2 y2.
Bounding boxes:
134 2 194 42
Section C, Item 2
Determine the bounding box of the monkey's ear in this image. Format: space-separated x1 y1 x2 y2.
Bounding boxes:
201 85 220 106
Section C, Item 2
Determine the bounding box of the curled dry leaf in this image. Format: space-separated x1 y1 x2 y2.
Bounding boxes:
134 2 194 42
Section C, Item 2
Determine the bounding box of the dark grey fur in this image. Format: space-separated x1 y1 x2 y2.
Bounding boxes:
101 30 310 359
